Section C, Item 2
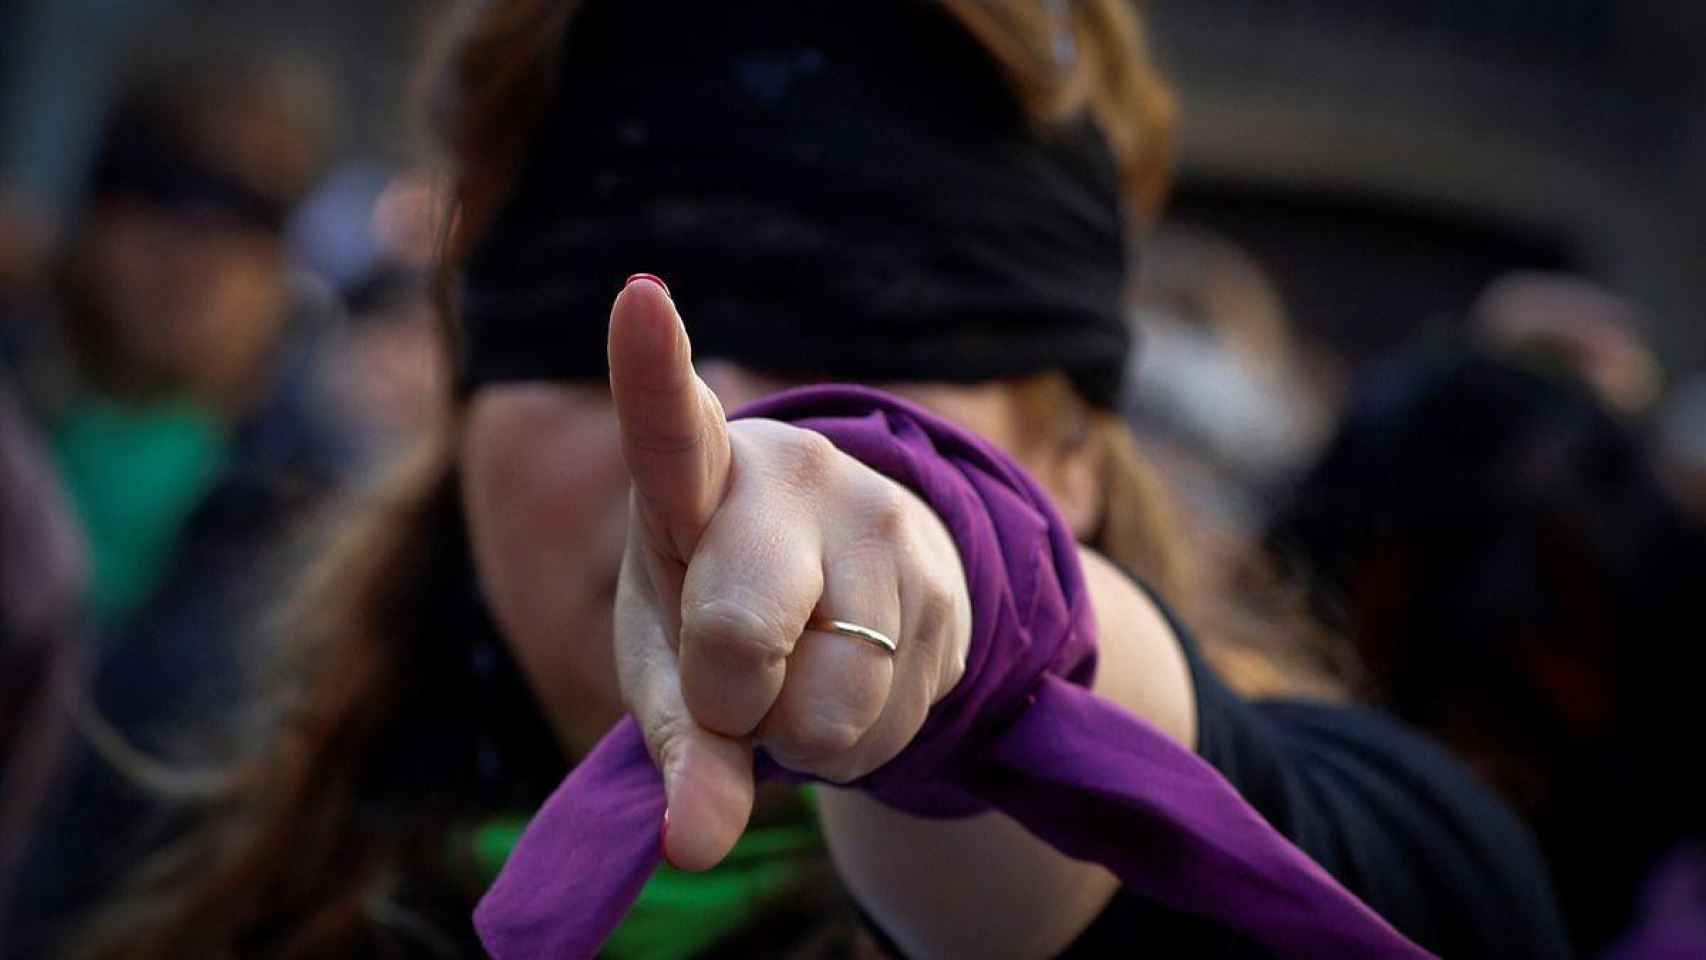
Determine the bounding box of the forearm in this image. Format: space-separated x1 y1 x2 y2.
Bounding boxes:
815 547 1196 959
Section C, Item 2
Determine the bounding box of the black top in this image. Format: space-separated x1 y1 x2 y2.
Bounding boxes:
868 590 1573 959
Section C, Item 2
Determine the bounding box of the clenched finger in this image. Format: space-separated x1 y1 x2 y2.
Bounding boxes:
615 529 754 872
676 440 824 737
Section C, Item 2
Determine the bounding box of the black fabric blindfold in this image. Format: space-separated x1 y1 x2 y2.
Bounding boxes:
459 0 1133 407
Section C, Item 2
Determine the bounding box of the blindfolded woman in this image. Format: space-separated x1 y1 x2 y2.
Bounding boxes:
73 3 1568 958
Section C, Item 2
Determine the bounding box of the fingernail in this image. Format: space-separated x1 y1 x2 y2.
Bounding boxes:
626 273 671 299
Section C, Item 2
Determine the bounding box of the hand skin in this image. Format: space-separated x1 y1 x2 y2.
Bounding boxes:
608 277 1196 958
816 549 1197 960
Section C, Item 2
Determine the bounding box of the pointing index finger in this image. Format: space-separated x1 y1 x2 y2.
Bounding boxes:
608 275 731 560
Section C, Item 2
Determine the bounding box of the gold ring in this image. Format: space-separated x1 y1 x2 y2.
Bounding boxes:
808 617 897 656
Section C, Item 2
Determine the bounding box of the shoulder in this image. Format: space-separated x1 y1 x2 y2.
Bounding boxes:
1130 580 1571 958
1211 694 1571 958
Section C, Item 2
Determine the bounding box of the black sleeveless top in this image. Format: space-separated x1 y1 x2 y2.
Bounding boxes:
865 588 1572 959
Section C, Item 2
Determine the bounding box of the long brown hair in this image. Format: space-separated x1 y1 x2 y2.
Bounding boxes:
69 2 1316 956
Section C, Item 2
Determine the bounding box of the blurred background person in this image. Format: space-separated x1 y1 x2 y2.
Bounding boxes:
1655 374 1706 520
1470 271 1665 418
0 42 362 958
0 186 56 299
288 162 447 451
0 0 145 293
0 374 86 958
1265 339 1706 955
1124 222 1340 538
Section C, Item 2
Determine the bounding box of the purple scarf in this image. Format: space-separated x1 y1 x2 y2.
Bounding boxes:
1603 845 1706 960
475 385 1434 959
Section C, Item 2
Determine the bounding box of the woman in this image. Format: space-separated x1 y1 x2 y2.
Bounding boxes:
74 1 1567 958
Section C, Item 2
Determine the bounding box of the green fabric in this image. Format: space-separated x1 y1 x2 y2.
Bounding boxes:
465 789 823 960
51 394 227 625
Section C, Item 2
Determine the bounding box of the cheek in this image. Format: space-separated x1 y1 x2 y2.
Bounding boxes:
464 410 633 751
889 384 1019 450
887 383 1090 531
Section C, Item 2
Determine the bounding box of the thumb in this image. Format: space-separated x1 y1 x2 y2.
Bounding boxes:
657 723 756 872
609 274 731 561
622 560 756 871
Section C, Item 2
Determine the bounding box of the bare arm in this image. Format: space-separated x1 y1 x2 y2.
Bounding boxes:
815 547 1196 960
605 277 1196 954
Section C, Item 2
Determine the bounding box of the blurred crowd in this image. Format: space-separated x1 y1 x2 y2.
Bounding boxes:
2 2 1704 959
0 24 447 958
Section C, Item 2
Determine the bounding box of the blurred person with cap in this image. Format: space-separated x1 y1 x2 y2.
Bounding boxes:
0 41 361 958
1471 271 1665 417
289 162 447 447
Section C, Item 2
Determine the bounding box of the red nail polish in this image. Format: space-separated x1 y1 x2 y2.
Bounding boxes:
625 273 671 298
660 809 674 867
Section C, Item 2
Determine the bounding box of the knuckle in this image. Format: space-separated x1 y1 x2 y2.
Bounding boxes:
732 421 840 498
913 572 956 639
941 642 968 693
783 428 839 490
679 658 783 738
763 691 873 766
907 579 966 699
648 711 697 779
864 485 910 541
627 422 700 456
790 712 867 758
767 736 865 783
682 597 793 663
810 753 873 786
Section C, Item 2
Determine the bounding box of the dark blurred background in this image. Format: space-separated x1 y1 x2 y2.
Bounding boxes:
1151 1 1706 366
7 1 1704 359
1 2 1702 957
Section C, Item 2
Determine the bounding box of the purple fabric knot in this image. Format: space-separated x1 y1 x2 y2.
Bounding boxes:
764 389 1094 820
474 385 1434 960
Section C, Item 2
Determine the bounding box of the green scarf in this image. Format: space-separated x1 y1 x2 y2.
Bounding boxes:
461 790 823 960
51 394 227 625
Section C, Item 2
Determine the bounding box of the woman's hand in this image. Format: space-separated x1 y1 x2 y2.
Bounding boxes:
608 277 972 872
